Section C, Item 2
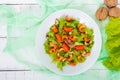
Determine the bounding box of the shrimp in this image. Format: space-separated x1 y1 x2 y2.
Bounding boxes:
51 26 58 33
58 48 64 53
65 15 73 22
49 42 58 53
68 54 73 61
69 61 76 66
69 35 77 41
78 24 85 32
84 34 90 43
49 48 56 53
82 52 91 57
56 56 64 61
77 55 82 63
50 42 58 49
62 35 68 40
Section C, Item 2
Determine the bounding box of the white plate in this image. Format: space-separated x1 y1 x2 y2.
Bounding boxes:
36 9 102 76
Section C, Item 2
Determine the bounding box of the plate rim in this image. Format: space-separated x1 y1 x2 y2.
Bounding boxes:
36 9 102 76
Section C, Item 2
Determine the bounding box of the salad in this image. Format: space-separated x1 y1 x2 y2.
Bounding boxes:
44 16 94 70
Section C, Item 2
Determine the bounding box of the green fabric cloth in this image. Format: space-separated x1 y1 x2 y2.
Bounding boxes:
0 0 120 80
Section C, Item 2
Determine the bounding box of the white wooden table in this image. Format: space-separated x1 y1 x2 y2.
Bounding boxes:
0 0 119 80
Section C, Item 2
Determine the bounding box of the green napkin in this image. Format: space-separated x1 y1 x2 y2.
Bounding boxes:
0 0 120 80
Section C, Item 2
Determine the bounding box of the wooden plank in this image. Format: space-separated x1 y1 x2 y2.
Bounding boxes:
0 71 51 80
1 0 120 5
0 5 41 37
0 53 27 70
0 25 7 37
0 38 6 52
0 0 120 5
0 38 27 70
0 0 37 4
0 70 108 80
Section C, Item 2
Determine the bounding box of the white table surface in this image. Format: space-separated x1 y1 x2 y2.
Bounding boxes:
0 0 119 80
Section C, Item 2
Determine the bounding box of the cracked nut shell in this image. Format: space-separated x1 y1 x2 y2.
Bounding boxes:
109 7 120 17
96 7 108 21
104 0 118 8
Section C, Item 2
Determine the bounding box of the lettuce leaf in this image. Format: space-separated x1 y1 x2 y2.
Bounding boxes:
105 38 120 51
76 33 84 42
59 18 65 34
84 27 94 40
57 61 66 71
44 40 50 54
103 18 120 71
106 18 120 39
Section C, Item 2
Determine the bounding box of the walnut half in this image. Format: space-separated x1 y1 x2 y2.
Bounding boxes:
104 0 118 8
109 7 120 17
96 7 108 21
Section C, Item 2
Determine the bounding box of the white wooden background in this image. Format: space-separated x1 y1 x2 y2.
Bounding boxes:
0 0 119 80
